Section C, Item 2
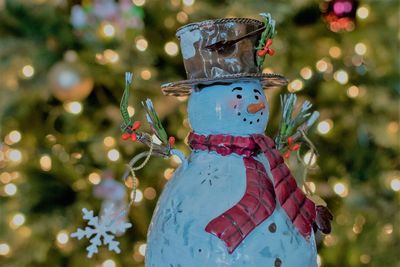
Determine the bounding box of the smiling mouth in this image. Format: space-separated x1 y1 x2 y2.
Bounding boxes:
234 105 264 125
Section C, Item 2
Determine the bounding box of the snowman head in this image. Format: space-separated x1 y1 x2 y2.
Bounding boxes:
188 80 269 136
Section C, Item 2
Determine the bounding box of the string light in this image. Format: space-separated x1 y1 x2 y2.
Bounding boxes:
144 187 157 200
0 172 12 184
288 79 304 92
317 254 322 267
383 224 393 235
334 70 349 84
0 243 10 256
316 59 329 72
127 105 135 117
138 243 147 256
88 172 101 185
171 154 182 164
8 149 22 163
8 130 21 144
133 189 143 203
39 155 52 171
132 0 146 6
10 213 25 229
390 178 400 192
300 67 313 80
135 37 148 51
107 149 120 161
347 85 360 98
64 101 83 114
103 259 116 267
303 151 317 166
329 46 342 58
387 121 399 134
176 11 189 23
183 0 195 6
21 64 35 78
360 254 371 264
333 182 349 197
317 119 333 134
103 136 116 148
163 168 175 180
56 230 69 245
164 41 179 56
354 43 367 55
140 69 152 80
104 49 119 63
101 23 116 38
356 6 369 20
4 183 17 196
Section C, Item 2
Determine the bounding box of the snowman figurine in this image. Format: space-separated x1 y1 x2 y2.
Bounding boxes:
146 15 331 267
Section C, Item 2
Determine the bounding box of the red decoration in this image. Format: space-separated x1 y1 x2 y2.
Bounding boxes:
283 136 301 159
168 136 175 146
121 121 141 141
257 39 275 57
321 0 359 32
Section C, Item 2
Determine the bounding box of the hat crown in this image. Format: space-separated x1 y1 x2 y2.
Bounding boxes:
176 18 263 81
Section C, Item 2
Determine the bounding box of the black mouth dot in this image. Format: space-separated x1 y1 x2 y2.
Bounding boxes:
243 118 247 122
261 112 263 115
257 119 260 123
250 121 253 125
234 105 237 108
238 112 241 116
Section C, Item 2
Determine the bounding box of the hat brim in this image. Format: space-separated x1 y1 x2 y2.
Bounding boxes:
161 73 288 96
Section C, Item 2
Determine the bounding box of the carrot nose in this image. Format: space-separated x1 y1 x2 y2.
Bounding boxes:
247 101 265 113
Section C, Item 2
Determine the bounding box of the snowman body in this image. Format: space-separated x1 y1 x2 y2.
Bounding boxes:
146 81 317 267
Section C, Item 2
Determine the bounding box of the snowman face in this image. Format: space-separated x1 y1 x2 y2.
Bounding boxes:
188 80 269 136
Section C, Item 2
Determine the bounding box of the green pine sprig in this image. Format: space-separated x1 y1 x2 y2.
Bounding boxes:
256 12 276 67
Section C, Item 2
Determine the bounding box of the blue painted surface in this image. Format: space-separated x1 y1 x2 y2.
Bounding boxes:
146 80 317 267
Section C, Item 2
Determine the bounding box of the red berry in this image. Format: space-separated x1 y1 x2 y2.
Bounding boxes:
131 134 137 142
168 136 175 146
287 137 294 146
122 133 131 140
292 144 301 151
284 151 291 159
132 121 141 131
257 49 267 57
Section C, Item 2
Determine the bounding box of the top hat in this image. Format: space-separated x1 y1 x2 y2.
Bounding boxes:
161 16 288 96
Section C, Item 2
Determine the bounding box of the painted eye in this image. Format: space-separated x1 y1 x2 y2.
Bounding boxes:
254 95 259 100
236 94 242 99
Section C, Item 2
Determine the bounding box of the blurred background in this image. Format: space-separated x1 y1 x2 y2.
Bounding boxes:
0 0 399 266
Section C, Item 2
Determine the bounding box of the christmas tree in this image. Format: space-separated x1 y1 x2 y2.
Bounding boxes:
0 0 398 266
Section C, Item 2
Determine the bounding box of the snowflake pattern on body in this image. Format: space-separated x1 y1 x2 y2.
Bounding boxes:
71 206 132 258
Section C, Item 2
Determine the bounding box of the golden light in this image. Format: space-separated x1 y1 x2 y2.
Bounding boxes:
262 68 273 73
144 187 157 200
8 149 22 162
300 67 313 80
135 37 148 51
132 0 146 6
103 259 116 267
127 105 135 117
164 168 175 180
317 254 322 267
176 11 189 23
102 23 116 38
387 121 399 134
383 224 393 235
107 149 120 161
357 6 369 19
288 79 304 92
183 0 195 6
333 182 349 197
103 136 116 148
138 243 147 256
88 172 101 185
316 59 328 72
390 178 400 192
39 155 52 171
140 69 152 80
133 189 143 203
104 49 119 63
334 70 349 85
303 151 317 166
0 243 10 256
0 172 12 184
64 101 83 114
22 64 35 78
56 230 69 245
317 119 333 135
360 254 371 264
352 223 362 234
347 85 360 98
4 183 17 196
10 213 25 229
164 41 179 56
354 42 367 55
8 130 22 144
329 46 342 58
306 181 316 193
171 155 182 164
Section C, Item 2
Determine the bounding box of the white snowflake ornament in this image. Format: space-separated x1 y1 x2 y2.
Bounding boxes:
71 206 132 258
